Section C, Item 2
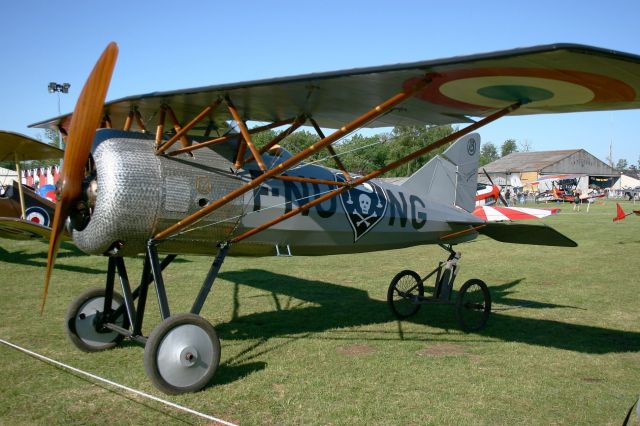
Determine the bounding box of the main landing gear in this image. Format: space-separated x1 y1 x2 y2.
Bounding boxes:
65 242 230 394
386 245 491 332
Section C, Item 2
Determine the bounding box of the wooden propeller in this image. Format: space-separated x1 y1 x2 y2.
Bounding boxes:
42 42 118 313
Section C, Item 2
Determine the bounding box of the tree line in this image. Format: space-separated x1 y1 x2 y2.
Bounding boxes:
255 125 524 177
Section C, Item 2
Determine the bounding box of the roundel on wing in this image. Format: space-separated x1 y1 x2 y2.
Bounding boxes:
405 68 636 112
25 206 50 227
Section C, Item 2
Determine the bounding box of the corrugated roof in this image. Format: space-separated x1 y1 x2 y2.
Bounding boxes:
483 150 581 173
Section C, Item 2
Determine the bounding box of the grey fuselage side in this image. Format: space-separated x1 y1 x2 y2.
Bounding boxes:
71 130 482 257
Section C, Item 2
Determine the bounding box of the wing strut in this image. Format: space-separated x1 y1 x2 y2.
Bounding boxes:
226 97 267 171
157 101 223 154
153 76 435 242
167 117 298 156
229 102 521 244
13 152 27 219
310 117 352 180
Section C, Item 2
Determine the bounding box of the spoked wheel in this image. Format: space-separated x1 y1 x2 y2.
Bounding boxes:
387 270 424 319
144 313 221 395
455 279 491 332
65 288 127 352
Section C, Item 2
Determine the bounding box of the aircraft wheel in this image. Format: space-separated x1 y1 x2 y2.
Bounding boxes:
387 270 424 319
455 279 491 332
65 288 126 352
144 313 220 395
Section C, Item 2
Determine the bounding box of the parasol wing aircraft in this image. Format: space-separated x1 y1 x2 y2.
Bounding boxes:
23 42 640 394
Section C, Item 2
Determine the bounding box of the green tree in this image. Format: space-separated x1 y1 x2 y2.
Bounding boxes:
383 125 454 177
250 124 456 177
334 133 389 174
480 142 499 166
501 139 518 157
615 158 628 171
250 128 324 164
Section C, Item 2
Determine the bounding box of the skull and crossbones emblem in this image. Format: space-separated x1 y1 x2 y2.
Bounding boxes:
337 173 388 242
353 193 378 227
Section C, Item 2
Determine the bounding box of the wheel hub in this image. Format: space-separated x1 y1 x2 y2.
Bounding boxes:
179 345 199 367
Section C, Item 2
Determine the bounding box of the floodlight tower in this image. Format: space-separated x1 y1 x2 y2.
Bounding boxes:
48 82 70 149
48 82 70 175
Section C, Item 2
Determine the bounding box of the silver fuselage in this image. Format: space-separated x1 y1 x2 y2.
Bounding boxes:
71 130 482 257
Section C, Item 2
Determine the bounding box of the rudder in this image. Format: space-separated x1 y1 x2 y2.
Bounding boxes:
401 133 480 212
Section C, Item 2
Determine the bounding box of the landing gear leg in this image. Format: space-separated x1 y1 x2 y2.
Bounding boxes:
142 241 229 394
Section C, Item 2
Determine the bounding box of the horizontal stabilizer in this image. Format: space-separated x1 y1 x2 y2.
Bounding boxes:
473 206 560 221
477 222 577 247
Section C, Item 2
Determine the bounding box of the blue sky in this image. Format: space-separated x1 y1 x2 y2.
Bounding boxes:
1 0 639 165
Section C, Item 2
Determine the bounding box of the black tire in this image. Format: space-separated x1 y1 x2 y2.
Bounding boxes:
387 270 424 319
65 288 126 352
144 313 221 395
455 279 491 332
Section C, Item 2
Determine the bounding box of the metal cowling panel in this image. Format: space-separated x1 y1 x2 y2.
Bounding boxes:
73 136 162 256
73 132 244 257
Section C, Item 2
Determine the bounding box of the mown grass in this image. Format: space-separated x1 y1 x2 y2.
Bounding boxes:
1 200 639 425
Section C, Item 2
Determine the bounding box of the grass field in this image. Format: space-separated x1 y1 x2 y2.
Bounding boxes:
1 200 639 425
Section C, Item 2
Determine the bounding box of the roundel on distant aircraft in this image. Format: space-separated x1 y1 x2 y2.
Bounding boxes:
25 206 50 227
406 68 636 112
37 184 57 203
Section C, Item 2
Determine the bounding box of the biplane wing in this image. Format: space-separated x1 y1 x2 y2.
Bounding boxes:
0 131 64 162
0 132 63 241
31 44 640 134
0 217 70 241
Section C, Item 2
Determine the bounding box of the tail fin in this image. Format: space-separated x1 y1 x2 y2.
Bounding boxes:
401 133 480 213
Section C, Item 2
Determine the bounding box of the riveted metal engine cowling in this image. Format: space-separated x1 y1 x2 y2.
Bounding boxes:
72 131 244 256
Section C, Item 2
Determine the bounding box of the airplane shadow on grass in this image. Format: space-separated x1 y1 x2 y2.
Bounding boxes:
0 244 106 275
215 269 640 359
0 244 192 276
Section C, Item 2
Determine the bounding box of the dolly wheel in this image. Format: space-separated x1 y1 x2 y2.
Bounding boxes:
65 288 126 352
455 279 491 332
387 270 424 319
144 313 220 395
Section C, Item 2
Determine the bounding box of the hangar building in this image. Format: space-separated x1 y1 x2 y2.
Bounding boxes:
480 149 617 191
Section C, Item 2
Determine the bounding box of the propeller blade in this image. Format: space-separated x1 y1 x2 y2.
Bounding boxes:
483 168 508 206
42 42 118 313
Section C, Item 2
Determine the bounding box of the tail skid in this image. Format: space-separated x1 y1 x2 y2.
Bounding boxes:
401 133 480 213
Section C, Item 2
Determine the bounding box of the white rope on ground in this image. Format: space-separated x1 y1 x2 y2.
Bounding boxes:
0 338 238 426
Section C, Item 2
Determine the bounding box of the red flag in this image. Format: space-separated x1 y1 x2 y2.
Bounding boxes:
613 203 627 222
